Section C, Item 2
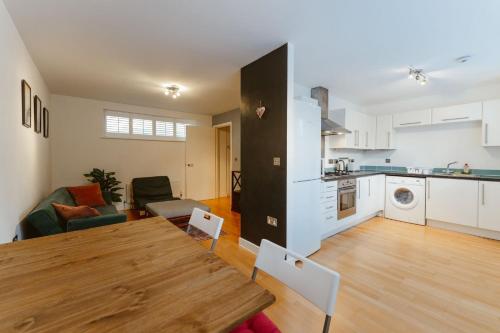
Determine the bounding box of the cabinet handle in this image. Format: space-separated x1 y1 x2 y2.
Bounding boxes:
442 117 469 122
358 180 361 199
387 132 391 148
365 131 368 148
427 180 430 199
326 206 335 210
356 130 359 147
368 179 371 196
482 184 485 205
400 121 422 126
485 123 489 145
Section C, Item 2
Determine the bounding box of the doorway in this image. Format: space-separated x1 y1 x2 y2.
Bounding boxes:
214 124 231 198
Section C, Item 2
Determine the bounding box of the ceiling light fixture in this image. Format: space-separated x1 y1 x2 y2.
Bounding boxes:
455 55 471 64
408 67 428 86
164 85 182 98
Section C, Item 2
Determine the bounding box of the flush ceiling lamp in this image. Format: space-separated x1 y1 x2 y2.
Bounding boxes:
408 67 428 86
164 84 182 99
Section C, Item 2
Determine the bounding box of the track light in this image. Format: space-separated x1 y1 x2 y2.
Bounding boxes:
408 68 428 86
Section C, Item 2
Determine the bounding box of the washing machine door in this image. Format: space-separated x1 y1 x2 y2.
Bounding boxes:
391 186 418 209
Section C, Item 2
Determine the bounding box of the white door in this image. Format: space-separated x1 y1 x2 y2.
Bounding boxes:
478 181 500 232
426 178 479 227
185 126 216 200
216 127 230 197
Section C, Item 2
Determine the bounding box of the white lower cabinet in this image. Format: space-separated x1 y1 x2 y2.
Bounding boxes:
478 181 500 232
426 178 479 227
320 181 337 233
357 175 385 217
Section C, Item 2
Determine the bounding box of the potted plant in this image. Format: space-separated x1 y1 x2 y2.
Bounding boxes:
84 169 123 206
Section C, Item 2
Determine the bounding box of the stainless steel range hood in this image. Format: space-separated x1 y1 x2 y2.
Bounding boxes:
311 86 351 136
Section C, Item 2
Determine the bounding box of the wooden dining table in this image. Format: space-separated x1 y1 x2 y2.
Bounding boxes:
0 216 275 332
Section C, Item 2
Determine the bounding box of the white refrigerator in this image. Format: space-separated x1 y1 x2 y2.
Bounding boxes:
287 97 322 257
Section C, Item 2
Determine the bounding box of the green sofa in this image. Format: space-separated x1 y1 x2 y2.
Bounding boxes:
21 187 127 239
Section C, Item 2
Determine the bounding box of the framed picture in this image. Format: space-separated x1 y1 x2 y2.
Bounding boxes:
43 108 49 138
34 95 42 133
22 80 31 128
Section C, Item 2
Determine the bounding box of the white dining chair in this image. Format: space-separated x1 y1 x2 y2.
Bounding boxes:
252 239 341 333
187 208 224 251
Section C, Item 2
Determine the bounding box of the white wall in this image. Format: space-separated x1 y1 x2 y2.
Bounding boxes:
0 1 51 243
51 95 212 202
296 82 500 170
363 122 500 170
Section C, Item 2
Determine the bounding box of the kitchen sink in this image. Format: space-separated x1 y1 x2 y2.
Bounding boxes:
433 172 477 178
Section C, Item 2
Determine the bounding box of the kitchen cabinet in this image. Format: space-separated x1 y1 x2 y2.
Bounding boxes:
357 175 385 217
478 181 500 232
375 115 395 149
432 102 482 124
482 99 500 147
426 178 478 227
320 181 338 234
329 108 376 150
393 109 432 128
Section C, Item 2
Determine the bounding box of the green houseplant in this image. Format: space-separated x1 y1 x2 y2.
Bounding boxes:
84 168 123 202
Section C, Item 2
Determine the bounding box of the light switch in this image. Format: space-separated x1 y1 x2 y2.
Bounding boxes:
273 157 280 166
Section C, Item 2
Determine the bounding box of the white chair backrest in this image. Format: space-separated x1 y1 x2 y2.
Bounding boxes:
255 239 340 316
188 208 224 241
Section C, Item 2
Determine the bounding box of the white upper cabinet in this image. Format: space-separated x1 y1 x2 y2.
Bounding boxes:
375 114 395 149
431 102 482 124
329 108 376 150
393 109 432 128
482 99 500 147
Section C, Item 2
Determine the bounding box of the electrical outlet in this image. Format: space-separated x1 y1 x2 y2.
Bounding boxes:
273 157 280 166
385 158 391 163
328 159 335 164
267 216 278 227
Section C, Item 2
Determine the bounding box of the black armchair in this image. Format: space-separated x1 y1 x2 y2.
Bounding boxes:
132 176 179 210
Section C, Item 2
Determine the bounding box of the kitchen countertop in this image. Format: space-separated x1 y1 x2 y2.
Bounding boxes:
322 171 500 182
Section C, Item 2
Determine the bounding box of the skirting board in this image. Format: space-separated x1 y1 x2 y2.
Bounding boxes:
239 237 259 254
427 219 500 241
240 211 382 253
321 211 380 240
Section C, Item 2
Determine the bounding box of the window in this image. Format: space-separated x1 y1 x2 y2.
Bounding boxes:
156 120 174 137
132 118 153 136
104 109 193 141
176 123 187 138
105 112 130 134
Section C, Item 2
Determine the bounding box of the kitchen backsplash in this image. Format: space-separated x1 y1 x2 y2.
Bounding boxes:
360 165 500 176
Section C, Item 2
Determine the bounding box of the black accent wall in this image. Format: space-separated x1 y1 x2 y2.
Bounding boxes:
240 44 288 247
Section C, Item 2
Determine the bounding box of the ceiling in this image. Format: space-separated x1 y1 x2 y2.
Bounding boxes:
4 0 500 115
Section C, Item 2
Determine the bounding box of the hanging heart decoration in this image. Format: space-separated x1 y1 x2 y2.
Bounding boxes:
256 100 266 119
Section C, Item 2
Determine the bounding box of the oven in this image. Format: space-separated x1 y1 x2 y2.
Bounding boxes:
338 178 356 219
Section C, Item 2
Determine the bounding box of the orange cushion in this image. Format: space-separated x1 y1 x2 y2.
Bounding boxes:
52 203 101 221
67 183 107 207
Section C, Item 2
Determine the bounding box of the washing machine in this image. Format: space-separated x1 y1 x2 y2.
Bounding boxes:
385 176 426 225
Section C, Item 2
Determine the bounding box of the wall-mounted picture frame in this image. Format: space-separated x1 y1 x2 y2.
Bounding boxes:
34 95 42 133
43 107 49 138
21 80 31 128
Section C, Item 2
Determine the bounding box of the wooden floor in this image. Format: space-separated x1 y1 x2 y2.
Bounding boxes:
129 198 500 333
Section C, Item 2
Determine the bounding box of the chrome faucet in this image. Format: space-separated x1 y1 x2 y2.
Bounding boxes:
446 161 458 174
